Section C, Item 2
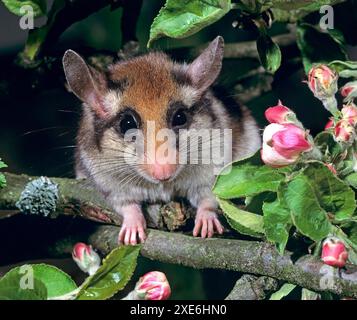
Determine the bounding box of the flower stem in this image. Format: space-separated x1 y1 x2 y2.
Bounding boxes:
332 226 357 253
122 291 139 300
322 96 340 119
313 241 322 258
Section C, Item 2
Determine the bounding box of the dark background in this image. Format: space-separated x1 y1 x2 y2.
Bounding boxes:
0 1 356 299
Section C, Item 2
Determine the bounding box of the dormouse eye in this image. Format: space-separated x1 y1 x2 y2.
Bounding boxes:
118 112 139 135
172 109 188 128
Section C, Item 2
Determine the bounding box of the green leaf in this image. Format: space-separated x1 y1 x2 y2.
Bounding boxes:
328 29 347 50
263 194 292 254
0 266 47 300
297 23 347 73
282 173 332 241
269 283 296 300
245 192 276 215
0 159 6 169
301 288 320 300
236 0 267 13
0 159 7 189
213 152 287 199
348 247 357 265
148 0 231 47
344 172 357 189
20 0 65 62
329 60 357 78
256 33 282 73
22 27 49 62
1 0 46 17
0 175 6 189
200 0 230 7
29 264 77 298
270 0 342 11
303 162 356 221
76 245 141 300
314 132 342 160
329 60 357 72
339 70 357 78
218 198 265 238
271 0 344 23
346 223 357 246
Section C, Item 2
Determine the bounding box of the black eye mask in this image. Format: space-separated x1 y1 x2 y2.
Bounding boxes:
113 108 142 137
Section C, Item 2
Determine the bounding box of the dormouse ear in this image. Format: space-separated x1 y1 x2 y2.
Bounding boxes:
187 36 224 92
63 50 108 118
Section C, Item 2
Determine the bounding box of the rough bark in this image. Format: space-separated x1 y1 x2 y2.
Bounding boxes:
1 172 357 298
0 173 194 230
225 275 278 300
89 225 357 298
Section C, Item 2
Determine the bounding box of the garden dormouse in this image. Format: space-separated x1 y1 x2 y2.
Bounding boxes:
63 36 261 245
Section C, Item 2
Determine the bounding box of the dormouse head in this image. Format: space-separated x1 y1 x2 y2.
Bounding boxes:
63 36 224 184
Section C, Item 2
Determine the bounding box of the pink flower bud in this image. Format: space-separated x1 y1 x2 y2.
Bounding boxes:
325 163 337 175
261 123 312 167
341 81 357 102
130 271 171 300
72 242 101 275
334 119 355 143
308 65 338 100
325 118 334 130
341 104 357 126
265 100 294 124
321 237 348 268
261 143 298 167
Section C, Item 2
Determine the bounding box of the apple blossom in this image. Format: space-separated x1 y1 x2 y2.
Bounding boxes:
72 242 101 275
325 118 334 130
308 65 338 100
261 123 312 167
334 119 355 143
321 237 348 268
341 104 357 126
341 80 357 102
265 101 295 124
124 271 171 300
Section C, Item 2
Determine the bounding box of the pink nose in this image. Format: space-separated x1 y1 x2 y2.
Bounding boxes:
148 162 177 181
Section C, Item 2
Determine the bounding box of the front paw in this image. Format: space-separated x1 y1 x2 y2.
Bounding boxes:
118 212 147 245
193 209 224 238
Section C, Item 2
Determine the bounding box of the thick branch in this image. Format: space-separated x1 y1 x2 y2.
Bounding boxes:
1 172 357 298
0 173 193 229
0 173 118 224
89 225 357 298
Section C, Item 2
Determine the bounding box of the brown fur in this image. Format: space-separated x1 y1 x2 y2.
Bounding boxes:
63 37 261 244
109 53 178 130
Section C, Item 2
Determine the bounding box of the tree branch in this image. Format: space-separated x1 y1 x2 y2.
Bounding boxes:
190 32 297 59
1 172 357 297
89 225 357 298
225 275 278 300
0 173 193 229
